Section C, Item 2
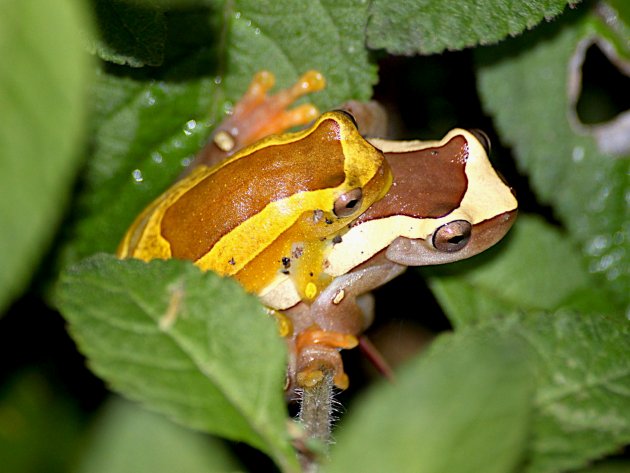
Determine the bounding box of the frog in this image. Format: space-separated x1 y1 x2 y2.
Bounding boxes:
118 70 518 393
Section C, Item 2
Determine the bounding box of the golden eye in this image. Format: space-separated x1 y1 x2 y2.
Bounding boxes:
333 188 363 217
432 220 472 252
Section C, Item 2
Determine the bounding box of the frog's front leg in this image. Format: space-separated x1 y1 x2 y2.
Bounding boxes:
194 70 326 168
283 252 406 394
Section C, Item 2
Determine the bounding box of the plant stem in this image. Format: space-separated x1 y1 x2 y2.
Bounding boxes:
298 371 334 472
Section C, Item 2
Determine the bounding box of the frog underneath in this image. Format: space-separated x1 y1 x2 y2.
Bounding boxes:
118 71 517 393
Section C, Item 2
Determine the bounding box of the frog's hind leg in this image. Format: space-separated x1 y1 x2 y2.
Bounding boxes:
197 70 326 167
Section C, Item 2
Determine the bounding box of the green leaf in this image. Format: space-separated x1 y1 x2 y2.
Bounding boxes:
608 0 630 22
223 0 377 107
88 0 167 67
0 0 92 313
326 329 534 473
55 254 299 472
61 73 217 264
77 397 239 473
589 1 630 62
367 0 579 55
426 215 616 328
328 310 629 473
573 460 630 473
118 0 213 8
476 9 629 305
499 311 630 473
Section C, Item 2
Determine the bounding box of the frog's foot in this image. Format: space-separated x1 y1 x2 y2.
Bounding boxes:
294 326 358 390
200 70 325 167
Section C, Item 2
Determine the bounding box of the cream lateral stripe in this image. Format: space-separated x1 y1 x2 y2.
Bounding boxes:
258 273 301 310
325 130 518 277
367 129 466 153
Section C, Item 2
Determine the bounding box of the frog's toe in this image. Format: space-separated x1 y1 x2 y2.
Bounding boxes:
291 326 357 391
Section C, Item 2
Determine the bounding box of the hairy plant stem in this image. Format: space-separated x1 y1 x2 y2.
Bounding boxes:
297 371 334 473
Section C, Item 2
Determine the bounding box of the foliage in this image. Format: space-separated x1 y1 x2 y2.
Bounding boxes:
56 255 296 470
1 0 628 472
0 0 92 313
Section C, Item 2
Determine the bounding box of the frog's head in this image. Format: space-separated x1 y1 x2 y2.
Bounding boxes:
324 128 518 276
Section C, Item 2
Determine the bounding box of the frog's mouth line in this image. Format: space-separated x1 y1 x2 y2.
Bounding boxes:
384 209 517 267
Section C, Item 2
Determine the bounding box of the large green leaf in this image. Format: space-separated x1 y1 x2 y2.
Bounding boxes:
507 311 630 473
55 255 299 472
327 309 629 473
224 0 376 106
326 328 534 473
476 8 629 305
0 0 92 313
77 397 239 473
367 0 579 55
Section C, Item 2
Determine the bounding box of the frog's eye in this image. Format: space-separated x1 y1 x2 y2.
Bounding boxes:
432 220 472 252
469 129 492 154
333 188 363 217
